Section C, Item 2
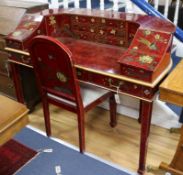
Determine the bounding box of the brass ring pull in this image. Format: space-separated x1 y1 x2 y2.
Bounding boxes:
108 78 124 89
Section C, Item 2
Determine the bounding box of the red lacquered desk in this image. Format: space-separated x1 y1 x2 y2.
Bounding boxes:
58 37 172 174
4 9 175 174
6 37 172 174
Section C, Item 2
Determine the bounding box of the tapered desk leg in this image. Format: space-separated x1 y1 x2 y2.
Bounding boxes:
138 100 153 175
109 95 117 127
10 63 24 103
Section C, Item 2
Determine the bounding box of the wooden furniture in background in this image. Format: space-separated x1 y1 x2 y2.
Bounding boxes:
159 59 183 175
0 0 48 108
0 95 29 145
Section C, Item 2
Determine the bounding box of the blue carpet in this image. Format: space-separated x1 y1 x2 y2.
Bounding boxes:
14 127 134 175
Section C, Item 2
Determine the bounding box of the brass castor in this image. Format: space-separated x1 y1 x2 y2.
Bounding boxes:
147 165 168 174
170 127 181 134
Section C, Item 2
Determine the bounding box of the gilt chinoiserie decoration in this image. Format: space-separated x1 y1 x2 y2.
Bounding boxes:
56 72 68 83
118 29 173 82
5 9 174 85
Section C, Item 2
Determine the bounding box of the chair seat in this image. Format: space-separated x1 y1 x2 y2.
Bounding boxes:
80 83 110 107
48 83 109 107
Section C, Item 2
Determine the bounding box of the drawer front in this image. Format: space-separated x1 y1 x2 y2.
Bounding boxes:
8 52 32 66
70 15 128 47
0 75 16 98
6 40 23 50
120 66 152 82
77 68 156 100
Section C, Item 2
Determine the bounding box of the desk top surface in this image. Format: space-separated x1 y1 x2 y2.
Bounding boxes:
56 37 172 88
58 37 126 74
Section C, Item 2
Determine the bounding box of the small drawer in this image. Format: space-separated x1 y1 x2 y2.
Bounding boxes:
70 15 92 24
76 69 89 81
106 36 127 47
142 86 157 99
77 69 156 99
120 66 152 82
105 19 120 27
6 40 22 50
71 23 89 32
8 52 32 65
104 77 143 97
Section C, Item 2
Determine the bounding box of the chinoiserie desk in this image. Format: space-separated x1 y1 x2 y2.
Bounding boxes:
159 60 183 175
0 95 29 145
4 9 176 175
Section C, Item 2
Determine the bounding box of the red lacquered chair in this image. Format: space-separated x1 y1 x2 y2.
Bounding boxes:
29 35 117 153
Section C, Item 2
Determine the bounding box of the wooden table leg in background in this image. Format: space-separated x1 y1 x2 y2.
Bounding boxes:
138 100 153 175
159 125 183 175
158 59 183 175
170 108 183 133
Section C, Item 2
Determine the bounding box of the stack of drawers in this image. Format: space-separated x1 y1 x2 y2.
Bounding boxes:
0 0 48 100
0 36 16 98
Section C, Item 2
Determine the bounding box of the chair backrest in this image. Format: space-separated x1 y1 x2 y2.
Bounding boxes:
29 35 82 106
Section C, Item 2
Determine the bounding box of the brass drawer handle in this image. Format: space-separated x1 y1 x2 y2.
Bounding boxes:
22 56 31 63
108 78 124 89
77 71 82 76
7 84 14 89
144 89 150 96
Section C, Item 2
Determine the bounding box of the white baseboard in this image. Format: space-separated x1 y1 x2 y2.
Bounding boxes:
100 95 181 129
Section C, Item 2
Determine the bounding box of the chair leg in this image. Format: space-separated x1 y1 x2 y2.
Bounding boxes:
42 97 51 136
77 111 85 153
109 94 117 127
